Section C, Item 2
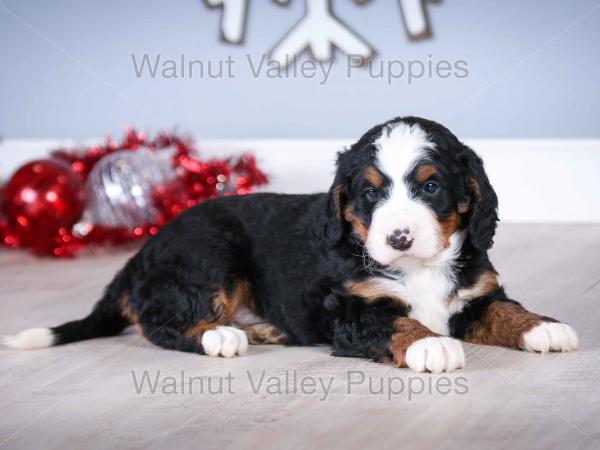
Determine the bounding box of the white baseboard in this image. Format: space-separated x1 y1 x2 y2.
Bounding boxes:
1 138 599 222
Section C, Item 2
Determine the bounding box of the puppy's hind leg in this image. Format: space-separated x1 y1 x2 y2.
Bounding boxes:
132 276 250 357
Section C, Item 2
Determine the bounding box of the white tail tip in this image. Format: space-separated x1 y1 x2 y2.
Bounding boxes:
3 327 55 350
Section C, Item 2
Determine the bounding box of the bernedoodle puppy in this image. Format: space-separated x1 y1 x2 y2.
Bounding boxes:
4 116 579 373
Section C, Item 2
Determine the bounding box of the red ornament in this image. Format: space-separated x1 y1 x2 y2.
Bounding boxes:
0 129 268 257
2 159 85 247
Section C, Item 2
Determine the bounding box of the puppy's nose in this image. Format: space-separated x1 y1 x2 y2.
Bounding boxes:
393 228 410 236
387 230 413 251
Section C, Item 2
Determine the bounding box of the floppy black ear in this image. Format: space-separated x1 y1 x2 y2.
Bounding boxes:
460 146 499 250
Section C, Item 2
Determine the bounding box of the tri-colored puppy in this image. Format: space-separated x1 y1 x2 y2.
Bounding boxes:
5 117 579 372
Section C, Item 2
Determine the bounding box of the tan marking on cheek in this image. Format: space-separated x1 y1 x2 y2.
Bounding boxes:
438 211 460 247
343 205 369 241
457 271 499 301
416 164 438 183
457 177 480 214
389 317 438 367
464 301 558 349
242 323 289 345
364 166 383 188
346 279 408 307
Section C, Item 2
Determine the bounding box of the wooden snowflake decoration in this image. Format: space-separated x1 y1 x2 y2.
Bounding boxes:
203 0 438 67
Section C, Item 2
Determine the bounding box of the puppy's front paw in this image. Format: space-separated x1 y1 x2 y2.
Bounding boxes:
201 326 248 357
522 322 579 353
405 337 466 373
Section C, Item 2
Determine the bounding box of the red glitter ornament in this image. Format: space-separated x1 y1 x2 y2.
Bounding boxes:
1 160 85 250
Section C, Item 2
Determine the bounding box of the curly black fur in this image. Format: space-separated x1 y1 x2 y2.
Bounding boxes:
44 116 521 362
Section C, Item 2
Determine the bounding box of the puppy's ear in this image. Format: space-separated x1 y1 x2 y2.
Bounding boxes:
460 146 498 250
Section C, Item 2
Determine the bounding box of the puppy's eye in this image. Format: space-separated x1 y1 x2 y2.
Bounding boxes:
364 187 379 202
423 181 439 194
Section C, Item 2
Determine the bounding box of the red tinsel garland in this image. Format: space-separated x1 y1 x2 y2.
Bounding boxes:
0 129 268 258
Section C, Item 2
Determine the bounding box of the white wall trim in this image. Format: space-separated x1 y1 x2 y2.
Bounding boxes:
1 138 599 223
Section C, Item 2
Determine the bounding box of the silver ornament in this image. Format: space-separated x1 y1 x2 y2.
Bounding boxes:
83 148 176 228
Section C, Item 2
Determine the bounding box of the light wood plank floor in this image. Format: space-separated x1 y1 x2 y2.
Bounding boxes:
1 224 599 450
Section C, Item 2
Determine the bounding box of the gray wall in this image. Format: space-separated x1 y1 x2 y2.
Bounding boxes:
0 0 598 139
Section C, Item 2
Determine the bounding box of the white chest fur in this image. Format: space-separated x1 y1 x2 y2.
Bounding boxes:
372 264 465 336
366 232 467 335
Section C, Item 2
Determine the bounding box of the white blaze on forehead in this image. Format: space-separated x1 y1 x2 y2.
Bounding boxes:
374 122 434 188
365 122 465 332
367 121 441 266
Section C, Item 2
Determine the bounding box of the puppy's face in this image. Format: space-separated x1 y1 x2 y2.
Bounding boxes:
332 117 498 268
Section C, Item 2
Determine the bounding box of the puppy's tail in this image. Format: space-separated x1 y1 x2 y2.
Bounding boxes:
3 258 136 350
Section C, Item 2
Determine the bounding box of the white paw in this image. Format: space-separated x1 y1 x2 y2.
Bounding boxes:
201 326 248 357
405 337 466 373
522 322 579 353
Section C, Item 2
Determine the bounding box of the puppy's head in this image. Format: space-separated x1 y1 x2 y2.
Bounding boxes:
327 117 498 267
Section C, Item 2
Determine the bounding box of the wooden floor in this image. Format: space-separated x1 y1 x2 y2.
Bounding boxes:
1 224 599 450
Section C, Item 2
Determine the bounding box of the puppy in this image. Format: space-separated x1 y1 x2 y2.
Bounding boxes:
4 117 578 373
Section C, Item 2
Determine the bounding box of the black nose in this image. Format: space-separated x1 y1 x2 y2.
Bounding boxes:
387 232 413 251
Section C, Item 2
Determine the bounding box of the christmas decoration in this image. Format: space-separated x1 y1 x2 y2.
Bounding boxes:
0 129 268 258
269 0 374 66
84 149 176 228
397 0 438 40
203 0 438 67
204 0 250 44
1 160 85 245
